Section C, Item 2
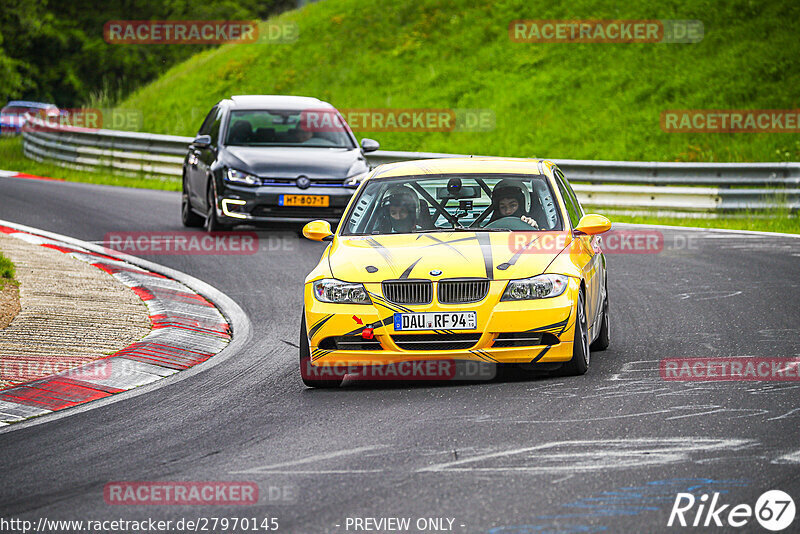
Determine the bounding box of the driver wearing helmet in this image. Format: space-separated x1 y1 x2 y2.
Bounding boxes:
377 185 419 233
489 179 527 222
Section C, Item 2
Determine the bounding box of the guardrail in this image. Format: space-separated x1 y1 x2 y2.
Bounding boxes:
21 119 799 213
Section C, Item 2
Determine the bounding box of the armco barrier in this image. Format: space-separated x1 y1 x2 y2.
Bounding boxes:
20 118 799 212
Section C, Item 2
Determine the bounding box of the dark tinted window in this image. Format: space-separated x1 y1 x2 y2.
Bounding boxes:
557 169 585 218
225 109 355 148
198 106 218 136
207 107 224 145
555 171 581 228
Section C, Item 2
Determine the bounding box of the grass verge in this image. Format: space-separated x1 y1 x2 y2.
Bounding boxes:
608 212 799 234
0 137 180 191
0 251 16 290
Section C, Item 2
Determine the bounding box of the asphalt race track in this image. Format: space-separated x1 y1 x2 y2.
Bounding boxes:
1 177 799 533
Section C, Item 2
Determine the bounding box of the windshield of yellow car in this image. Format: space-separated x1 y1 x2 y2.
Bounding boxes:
340 174 563 236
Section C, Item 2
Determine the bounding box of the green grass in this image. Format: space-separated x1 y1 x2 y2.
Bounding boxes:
0 252 16 289
0 138 179 191
608 212 800 234
112 0 800 162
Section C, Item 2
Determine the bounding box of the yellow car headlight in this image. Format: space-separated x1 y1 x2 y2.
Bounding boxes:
501 274 569 301
313 278 371 304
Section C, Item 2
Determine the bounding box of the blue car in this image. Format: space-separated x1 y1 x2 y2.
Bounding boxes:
0 101 60 134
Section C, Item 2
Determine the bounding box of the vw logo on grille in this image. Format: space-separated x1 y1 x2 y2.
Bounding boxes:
430 270 443 276
296 175 311 189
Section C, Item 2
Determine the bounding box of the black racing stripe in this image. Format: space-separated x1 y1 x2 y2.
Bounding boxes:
433 235 480 245
530 345 551 363
470 350 492 363
365 237 396 270
311 349 334 362
369 292 415 313
497 235 543 271
400 257 423 279
309 314 335 338
475 232 494 280
422 234 472 258
475 349 498 362
524 315 570 334
559 307 573 335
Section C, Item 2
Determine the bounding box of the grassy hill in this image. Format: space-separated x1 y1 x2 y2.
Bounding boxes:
112 0 800 162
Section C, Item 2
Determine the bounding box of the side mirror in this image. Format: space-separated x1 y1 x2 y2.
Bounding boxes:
303 220 334 241
574 214 611 235
193 134 212 148
360 138 380 153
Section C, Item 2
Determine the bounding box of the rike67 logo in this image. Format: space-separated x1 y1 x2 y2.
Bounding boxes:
668 490 795 531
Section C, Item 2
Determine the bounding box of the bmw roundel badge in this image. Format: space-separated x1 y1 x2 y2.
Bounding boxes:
430 269 443 276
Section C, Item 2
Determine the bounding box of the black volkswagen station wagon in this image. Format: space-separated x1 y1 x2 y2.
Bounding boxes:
182 95 379 231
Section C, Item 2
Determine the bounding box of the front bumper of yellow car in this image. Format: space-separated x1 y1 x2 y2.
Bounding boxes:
304 278 579 367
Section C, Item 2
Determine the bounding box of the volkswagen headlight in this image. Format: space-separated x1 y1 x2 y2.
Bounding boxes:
313 279 371 304
501 274 569 301
225 168 261 186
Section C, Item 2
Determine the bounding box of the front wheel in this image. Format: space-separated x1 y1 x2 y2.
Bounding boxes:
558 290 590 376
204 183 231 233
181 179 204 228
299 313 345 388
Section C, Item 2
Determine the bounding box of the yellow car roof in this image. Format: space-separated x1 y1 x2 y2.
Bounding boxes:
371 157 556 179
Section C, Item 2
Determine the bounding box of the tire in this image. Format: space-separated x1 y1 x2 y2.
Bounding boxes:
558 289 590 376
204 182 230 233
299 313 344 388
590 289 610 352
181 178 204 228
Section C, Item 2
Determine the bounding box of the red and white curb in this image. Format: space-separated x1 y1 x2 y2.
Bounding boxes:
0 223 233 425
0 169 62 181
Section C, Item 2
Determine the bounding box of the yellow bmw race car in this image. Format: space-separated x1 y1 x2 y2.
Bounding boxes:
299 157 611 387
